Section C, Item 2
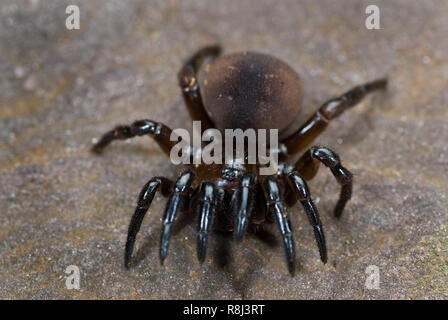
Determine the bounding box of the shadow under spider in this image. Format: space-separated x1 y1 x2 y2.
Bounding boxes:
211 226 303 298
132 208 194 267
212 225 280 269
210 231 259 299
130 213 304 299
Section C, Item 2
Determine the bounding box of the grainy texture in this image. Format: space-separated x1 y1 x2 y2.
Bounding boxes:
0 0 447 299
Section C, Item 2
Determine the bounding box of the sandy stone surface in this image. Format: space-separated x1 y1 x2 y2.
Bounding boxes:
0 0 447 299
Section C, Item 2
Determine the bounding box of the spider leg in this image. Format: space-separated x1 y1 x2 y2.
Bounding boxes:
159 170 195 264
232 173 257 242
124 176 173 268
178 45 222 131
287 171 327 263
294 146 353 218
195 182 218 263
91 119 178 156
261 176 296 276
282 78 387 155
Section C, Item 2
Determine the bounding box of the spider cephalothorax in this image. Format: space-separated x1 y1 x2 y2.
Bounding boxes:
92 45 387 275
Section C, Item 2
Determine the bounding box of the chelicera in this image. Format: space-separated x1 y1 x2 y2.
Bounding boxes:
92 45 387 275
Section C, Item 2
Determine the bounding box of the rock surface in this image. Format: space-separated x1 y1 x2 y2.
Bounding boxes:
0 0 447 299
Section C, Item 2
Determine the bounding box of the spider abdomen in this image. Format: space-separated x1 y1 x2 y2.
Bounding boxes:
199 52 303 133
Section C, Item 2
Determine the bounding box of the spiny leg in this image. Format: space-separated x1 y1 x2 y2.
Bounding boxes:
159 170 195 264
124 176 173 268
287 172 327 263
178 45 222 131
294 146 353 218
282 78 387 155
232 173 257 242
261 176 296 276
195 182 218 263
91 119 178 156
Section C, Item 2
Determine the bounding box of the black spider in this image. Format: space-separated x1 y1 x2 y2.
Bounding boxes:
92 45 387 275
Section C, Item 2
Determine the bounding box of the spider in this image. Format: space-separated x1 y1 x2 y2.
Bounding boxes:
91 45 387 275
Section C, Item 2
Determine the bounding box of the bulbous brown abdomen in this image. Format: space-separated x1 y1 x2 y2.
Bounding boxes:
198 52 303 133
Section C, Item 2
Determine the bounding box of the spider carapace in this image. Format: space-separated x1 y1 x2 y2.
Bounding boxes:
92 45 387 276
